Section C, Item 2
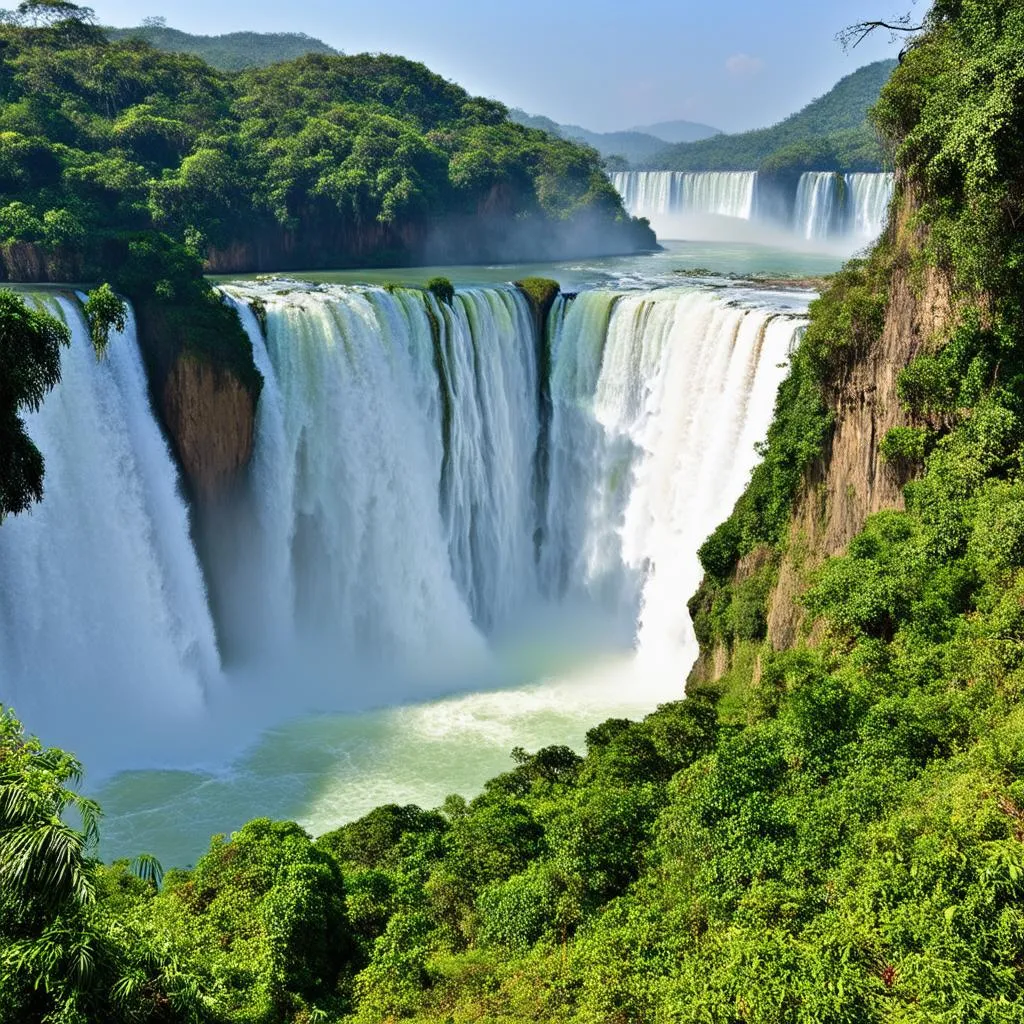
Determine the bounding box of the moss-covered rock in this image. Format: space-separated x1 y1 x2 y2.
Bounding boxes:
514 277 560 322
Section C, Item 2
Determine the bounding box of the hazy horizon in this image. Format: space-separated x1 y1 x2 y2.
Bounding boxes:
86 0 903 134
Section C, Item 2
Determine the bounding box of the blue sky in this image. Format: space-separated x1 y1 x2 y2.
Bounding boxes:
86 0 908 133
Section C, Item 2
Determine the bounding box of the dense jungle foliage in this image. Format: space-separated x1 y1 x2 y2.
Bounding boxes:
651 60 896 174
4 1 1024 1022
105 21 339 71
0 1 649 277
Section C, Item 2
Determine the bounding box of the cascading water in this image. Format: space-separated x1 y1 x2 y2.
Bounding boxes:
612 169 893 246
793 171 842 241
1 281 808 863
213 285 539 666
792 171 894 242
611 171 757 223
540 289 795 664
845 172 894 241
0 296 221 768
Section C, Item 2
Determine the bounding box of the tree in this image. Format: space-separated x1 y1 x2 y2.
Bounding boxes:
0 291 69 522
12 0 95 27
0 707 99 911
0 1 103 44
83 283 127 358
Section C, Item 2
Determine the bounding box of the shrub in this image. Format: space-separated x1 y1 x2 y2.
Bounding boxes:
427 276 455 305
83 283 128 357
879 425 928 465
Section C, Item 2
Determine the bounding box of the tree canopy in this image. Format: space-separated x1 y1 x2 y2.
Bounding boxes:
0 15 650 278
0 290 68 520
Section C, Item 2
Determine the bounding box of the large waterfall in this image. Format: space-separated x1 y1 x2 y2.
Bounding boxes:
0 297 221 764
0 283 803 790
612 169 894 246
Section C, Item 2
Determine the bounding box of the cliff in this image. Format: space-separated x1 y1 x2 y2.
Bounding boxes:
130 298 261 506
765 184 957 650
0 243 85 283
204 203 656 275
160 352 255 504
689 181 960 687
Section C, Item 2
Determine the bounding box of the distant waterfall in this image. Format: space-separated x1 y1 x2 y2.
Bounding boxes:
793 171 894 242
0 283 805 770
0 297 220 765
611 171 757 221
845 172 893 241
793 172 842 240
613 169 893 245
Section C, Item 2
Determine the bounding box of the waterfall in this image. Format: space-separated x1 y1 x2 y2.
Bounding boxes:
610 171 757 223
540 289 796 663
0 296 220 767
793 171 842 240
793 171 894 242
612 169 893 245
214 285 538 665
1 283 805 777
845 172 893 241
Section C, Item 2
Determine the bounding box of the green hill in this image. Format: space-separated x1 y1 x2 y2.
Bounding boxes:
652 59 897 172
104 22 339 71
510 109 719 167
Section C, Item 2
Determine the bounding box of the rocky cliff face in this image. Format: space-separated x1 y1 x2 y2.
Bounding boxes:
160 352 255 504
0 243 84 283
765 185 958 649
690 183 961 687
204 200 656 275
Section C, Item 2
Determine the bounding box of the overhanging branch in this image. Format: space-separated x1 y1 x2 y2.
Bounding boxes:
837 17 925 51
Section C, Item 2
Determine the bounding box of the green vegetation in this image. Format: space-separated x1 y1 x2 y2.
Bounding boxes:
83 282 126 357
513 276 560 315
426 277 455 306
105 19 339 71
0 6 650 279
4 2 1024 1022
879 425 929 467
652 60 896 173
0 290 68 520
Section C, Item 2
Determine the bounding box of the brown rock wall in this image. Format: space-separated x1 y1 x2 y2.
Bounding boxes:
161 352 255 504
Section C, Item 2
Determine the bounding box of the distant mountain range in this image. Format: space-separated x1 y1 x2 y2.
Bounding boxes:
104 23 339 71
630 120 723 144
509 110 721 165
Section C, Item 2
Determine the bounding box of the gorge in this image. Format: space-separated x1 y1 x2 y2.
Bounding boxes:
0 275 806 864
5 3 1024 1021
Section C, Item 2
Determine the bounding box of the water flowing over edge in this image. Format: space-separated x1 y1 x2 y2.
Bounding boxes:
611 170 894 246
0 282 805 843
